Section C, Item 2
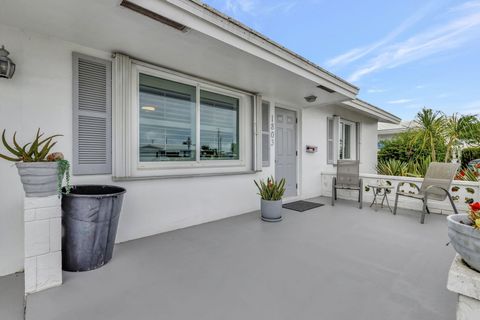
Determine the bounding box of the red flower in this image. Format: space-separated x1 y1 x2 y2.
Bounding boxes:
460 171 466 176
470 202 480 212
476 163 480 169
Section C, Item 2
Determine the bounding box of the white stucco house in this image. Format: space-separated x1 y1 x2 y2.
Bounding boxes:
0 0 400 277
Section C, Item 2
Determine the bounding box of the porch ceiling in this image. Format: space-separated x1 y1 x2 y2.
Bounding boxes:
0 0 351 108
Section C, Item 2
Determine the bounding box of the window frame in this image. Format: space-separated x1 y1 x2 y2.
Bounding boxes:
131 63 248 171
338 118 357 161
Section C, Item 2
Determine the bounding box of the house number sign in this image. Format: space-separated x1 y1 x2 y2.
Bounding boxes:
270 114 275 146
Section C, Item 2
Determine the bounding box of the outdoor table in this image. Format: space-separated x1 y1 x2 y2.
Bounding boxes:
368 184 394 212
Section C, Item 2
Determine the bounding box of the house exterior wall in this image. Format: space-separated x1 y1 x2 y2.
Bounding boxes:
301 106 379 199
0 24 380 276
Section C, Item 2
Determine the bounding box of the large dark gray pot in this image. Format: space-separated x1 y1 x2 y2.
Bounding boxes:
261 199 282 222
16 162 58 197
447 214 480 272
62 185 126 272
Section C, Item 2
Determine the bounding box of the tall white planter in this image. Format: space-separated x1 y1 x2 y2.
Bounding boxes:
17 162 63 295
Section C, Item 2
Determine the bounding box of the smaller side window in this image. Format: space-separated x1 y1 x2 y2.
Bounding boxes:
338 119 357 160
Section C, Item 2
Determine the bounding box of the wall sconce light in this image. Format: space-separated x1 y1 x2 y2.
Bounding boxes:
304 95 317 103
0 45 16 79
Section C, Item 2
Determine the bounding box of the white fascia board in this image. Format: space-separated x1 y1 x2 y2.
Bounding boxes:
343 99 401 124
378 128 408 135
126 0 359 99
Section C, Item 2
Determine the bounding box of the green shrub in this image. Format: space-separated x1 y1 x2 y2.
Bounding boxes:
461 147 480 168
378 130 446 163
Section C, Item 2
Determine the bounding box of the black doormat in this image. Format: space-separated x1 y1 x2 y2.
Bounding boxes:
282 201 324 212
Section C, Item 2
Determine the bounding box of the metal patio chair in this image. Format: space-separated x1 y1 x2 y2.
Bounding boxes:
332 160 363 209
393 162 459 224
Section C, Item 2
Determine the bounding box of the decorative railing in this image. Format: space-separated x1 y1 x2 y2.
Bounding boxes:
321 172 478 214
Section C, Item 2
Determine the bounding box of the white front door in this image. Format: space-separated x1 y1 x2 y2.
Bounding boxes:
275 107 297 197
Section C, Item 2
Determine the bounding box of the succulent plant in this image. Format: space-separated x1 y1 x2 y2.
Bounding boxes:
0 129 62 162
254 176 286 201
1 129 71 196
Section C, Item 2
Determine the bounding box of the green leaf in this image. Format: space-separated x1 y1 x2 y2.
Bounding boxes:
1 130 21 157
0 152 20 162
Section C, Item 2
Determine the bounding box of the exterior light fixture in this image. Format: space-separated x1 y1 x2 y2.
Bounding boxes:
0 45 16 79
304 95 317 103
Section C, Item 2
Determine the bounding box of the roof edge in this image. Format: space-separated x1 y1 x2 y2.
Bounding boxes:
343 99 401 124
187 0 359 91
128 0 359 97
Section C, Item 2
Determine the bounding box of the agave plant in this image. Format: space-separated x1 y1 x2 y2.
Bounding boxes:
455 168 479 182
254 176 286 201
1 129 71 195
0 129 62 162
376 159 409 177
406 157 431 177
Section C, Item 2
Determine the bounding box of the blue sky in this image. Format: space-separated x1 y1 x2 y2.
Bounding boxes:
202 0 480 120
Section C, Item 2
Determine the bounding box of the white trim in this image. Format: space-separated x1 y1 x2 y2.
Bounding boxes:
343 99 401 124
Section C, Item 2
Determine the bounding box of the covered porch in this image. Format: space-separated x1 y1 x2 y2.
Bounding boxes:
2 197 455 320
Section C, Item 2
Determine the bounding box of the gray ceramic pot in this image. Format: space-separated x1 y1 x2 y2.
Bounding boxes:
16 162 58 197
261 199 282 222
447 214 480 272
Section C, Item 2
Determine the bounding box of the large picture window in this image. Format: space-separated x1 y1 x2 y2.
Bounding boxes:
137 70 243 165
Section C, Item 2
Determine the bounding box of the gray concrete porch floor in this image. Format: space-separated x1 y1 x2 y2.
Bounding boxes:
25 197 456 320
0 272 24 320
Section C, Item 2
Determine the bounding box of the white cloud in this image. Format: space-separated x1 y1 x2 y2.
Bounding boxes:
450 0 480 12
458 99 480 114
223 0 296 15
348 9 480 81
388 99 413 104
225 0 256 14
367 88 386 93
326 1 436 68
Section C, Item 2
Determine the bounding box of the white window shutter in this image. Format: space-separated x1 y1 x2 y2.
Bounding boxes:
261 101 270 167
327 116 340 164
356 122 361 162
253 94 263 171
72 52 112 175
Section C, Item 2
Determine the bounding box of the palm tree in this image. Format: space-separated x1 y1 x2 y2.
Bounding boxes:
444 113 478 162
410 108 446 162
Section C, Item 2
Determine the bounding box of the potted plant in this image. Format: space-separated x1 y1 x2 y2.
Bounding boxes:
447 202 480 272
0 129 71 197
254 176 286 222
